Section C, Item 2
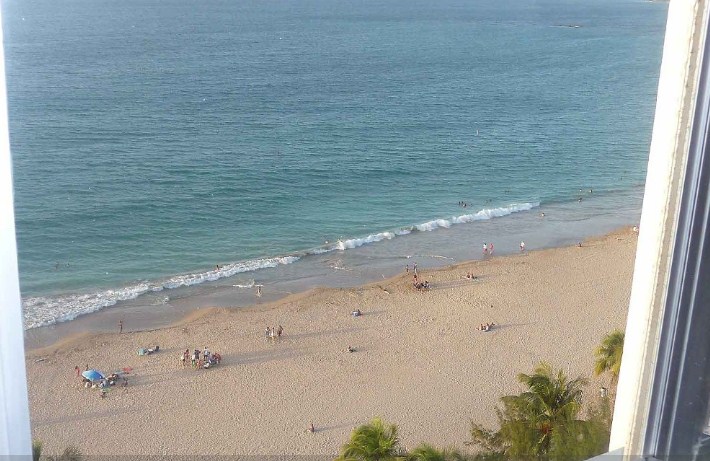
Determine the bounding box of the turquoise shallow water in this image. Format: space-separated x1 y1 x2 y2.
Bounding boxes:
3 0 667 329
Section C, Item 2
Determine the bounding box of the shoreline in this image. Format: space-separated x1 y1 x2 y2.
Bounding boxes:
22 187 644 347
26 227 637 456
24 197 641 352
24 226 627 355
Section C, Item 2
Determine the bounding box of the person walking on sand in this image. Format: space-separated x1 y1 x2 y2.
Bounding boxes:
520 241 526 252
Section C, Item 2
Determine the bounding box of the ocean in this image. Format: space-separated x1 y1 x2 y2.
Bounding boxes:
3 0 667 336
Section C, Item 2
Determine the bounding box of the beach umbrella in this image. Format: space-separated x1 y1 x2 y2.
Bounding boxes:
81 369 104 381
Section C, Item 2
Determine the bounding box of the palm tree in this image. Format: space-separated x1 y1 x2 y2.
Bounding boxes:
32 440 42 461
469 362 588 459
336 417 403 461
517 362 586 422
31 442 82 461
513 362 587 455
46 446 82 461
407 443 467 461
594 330 625 382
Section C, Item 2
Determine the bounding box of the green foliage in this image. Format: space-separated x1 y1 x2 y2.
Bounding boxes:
514 362 587 453
407 443 467 461
469 451 508 461
32 440 43 461
335 361 614 461
336 417 404 461
467 362 608 461
551 393 612 460
594 330 625 382
546 418 609 461
468 422 504 454
45 446 82 461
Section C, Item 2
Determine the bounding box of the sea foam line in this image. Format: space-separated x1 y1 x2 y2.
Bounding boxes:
22 255 299 330
23 202 538 330
311 202 539 253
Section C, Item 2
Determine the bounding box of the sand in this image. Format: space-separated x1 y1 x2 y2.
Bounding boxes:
25 228 637 457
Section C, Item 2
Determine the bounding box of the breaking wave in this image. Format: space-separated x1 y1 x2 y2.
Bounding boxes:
23 202 538 329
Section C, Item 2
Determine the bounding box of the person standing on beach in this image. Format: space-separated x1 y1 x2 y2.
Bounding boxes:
405 264 409 273
520 241 526 252
256 285 262 298
74 366 80 377
483 243 488 255
118 319 123 334
413 263 417 275
489 243 494 255
277 325 284 338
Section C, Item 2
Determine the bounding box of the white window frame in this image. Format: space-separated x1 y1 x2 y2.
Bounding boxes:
0 2 33 458
610 0 710 458
1 0 709 459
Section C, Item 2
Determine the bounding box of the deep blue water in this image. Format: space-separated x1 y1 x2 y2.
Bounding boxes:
3 0 667 329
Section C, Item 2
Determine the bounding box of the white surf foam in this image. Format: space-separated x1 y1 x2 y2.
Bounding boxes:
334 231 395 250
24 202 538 330
451 202 539 223
416 218 452 232
22 255 300 329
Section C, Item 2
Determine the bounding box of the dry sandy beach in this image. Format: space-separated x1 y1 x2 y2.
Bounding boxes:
25 228 637 457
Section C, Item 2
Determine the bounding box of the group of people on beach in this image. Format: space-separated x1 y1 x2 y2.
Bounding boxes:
76 364 129 398
480 241 528 255
182 347 221 369
265 325 284 340
412 276 430 291
464 271 478 280
482 242 495 255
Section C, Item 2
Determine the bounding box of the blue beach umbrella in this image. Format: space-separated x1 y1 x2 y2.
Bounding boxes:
81 369 104 381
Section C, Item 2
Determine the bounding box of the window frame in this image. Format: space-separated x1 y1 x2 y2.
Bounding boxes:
0 4 33 458
610 0 710 458
1 0 707 459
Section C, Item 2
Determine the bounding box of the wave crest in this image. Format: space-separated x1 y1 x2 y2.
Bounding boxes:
24 202 538 330
22 255 300 329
